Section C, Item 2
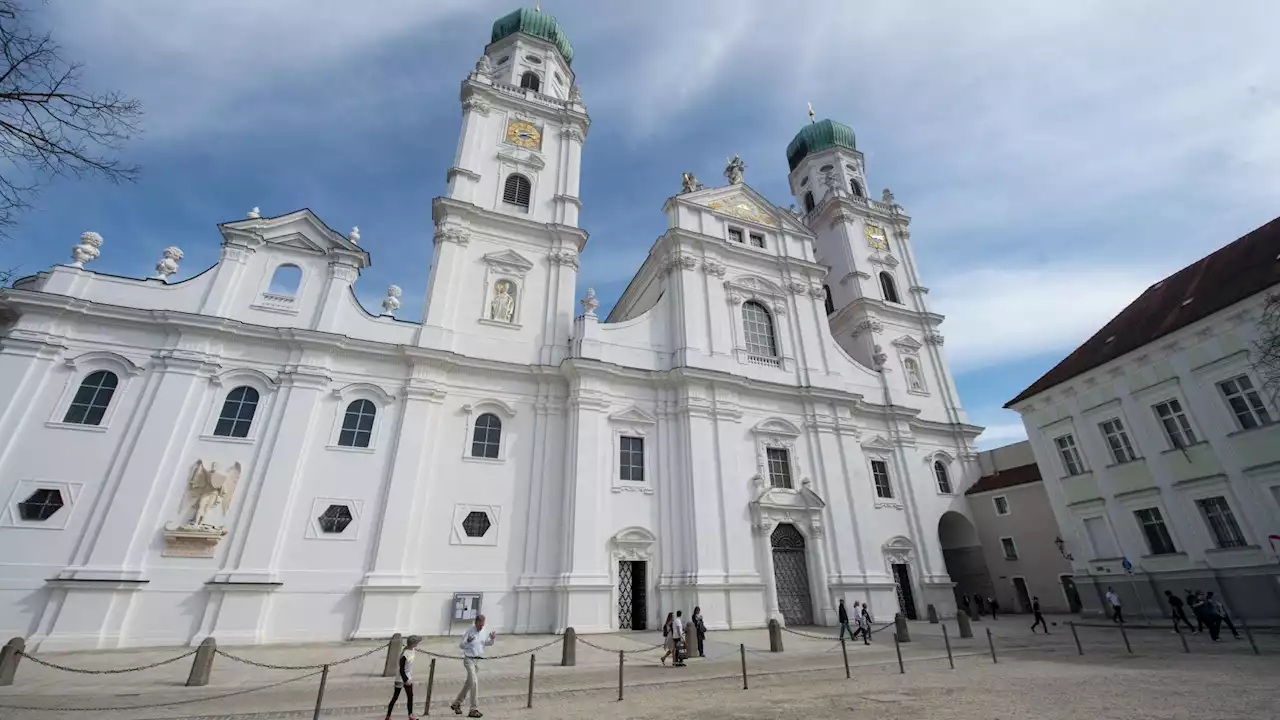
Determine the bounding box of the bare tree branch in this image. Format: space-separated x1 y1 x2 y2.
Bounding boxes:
0 0 142 236
1253 292 1280 407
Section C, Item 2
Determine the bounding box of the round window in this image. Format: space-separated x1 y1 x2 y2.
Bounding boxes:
497 55 510 65
845 164 856 172
819 164 834 172
525 54 543 64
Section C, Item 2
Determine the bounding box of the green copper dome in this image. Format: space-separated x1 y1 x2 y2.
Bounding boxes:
786 119 857 171
491 8 574 65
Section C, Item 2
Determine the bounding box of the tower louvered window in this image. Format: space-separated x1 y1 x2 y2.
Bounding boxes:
503 173 532 210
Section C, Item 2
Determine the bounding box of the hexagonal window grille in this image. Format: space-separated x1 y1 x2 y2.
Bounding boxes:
18 488 65 521
317 504 353 534
462 511 491 538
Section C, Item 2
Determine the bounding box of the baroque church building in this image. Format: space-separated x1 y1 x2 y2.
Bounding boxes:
0 8 982 650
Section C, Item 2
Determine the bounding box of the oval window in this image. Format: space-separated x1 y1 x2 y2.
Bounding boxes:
554 72 564 85
800 176 809 187
845 164 856 172
819 164 834 172
525 54 543 64
497 55 510 65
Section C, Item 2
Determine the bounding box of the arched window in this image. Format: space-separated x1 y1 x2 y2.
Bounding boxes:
214 386 260 438
823 285 835 315
803 191 815 213
338 399 377 448
63 370 119 425
879 272 901 304
742 301 778 358
904 357 926 392
934 461 953 494
850 179 864 197
471 413 503 459
267 264 302 296
519 71 541 92
503 173 532 210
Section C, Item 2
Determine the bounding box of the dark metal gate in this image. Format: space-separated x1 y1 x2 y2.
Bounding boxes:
771 524 813 625
892 563 918 619
618 560 647 630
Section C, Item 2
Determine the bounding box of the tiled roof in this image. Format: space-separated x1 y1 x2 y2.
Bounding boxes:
1006 216 1280 407
965 462 1042 495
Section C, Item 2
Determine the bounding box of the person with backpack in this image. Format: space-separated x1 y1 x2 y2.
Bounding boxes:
385 634 420 720
660 612 676 666
692 606 707 658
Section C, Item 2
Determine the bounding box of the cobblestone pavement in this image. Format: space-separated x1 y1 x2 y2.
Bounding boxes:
1 616 1275 719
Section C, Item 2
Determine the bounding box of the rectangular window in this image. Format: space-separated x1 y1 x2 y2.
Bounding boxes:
993 495 1010 516
871 460 893 499
619 436 645 482
1099 418 1138 464
1001 537 1019 560
1054 434 1085 476
727 227 744 244
1219 374 1273 430
749 233 765 248
1134 507 1177 555
1153 399 1198 449
766 447 792 489
1196 496 1247 549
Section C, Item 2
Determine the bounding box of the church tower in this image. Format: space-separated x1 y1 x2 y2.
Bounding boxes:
422 7 589 365
789 118 967 424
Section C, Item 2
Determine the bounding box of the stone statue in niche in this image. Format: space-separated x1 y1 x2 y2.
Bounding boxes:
905 359 924 391
489 280 516 322
183 460 243 528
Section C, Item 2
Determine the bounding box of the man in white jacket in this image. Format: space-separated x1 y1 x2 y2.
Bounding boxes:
451 615 496 718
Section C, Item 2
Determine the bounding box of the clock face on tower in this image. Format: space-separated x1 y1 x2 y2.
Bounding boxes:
865 224 889 251
505 120 542 150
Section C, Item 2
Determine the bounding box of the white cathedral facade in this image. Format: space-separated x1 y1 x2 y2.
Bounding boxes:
0 8 983 650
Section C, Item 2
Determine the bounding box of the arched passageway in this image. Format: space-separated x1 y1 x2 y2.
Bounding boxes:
938 511 995 611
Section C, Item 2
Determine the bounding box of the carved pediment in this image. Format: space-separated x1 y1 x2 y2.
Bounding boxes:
219 208 368 267
752 484 826 511
482 249 534 276
609 406 657 425
496 148 545 170
861 435 895 452
752 417 802 437
725 275 785 298
891 335 923 354
704 193 778 228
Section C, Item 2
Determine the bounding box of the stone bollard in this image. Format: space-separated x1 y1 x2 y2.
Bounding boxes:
927 604 939 624
561 627 577 667
0 637 23 687
957 609 973 639
767 618 784 652
383 633 404 678
684 619 696 660
186 637 217 687
894 612 911 643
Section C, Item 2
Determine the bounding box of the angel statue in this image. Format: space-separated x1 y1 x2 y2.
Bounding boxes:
184 460 242 528
724 154 745 185
680 171 702 194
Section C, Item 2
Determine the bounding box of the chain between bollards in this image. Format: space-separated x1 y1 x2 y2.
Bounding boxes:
840 637 850 679
1240 617 1259 656
942 623 953 669
1070 621 1082 655
526 654 536 709
423 657 436 716
311 664 329 720
986 627 997 664
893 631 904 674
1119 624 1132 654
740 643 748 690
617 650 624 702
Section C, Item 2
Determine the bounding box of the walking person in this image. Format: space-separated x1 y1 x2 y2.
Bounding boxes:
450 614 496 718
974 595 985 617
1165 590 1196 634
671 610 687 666
692 606 707 657
1198 592 1223 641
838 599 854 641
989 597 1000 621
961 594 971 618
1185 589 1205 632
1205 592 1240 639
860 602 874 644
1106 587 1124 624
385 634 421 720
1030 597 1049 634
660 611 676 666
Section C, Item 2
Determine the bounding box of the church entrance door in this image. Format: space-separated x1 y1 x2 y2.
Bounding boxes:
892 563 918 620
618 560 647 630
771 524 813 625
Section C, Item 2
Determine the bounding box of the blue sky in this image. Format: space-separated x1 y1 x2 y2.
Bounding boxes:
3 1 1279 449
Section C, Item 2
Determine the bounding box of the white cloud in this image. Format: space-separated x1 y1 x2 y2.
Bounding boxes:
931 264 1164 373
975 422 1028 450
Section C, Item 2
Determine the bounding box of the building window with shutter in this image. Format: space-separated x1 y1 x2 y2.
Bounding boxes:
503 173 532 210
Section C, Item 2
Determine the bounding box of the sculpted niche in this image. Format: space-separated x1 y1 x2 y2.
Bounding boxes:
162 460 244 557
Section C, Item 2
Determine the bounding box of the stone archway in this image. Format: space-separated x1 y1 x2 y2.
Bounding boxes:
938 511 994 612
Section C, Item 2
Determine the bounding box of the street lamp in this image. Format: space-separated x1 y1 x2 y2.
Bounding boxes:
1054 536 1074 561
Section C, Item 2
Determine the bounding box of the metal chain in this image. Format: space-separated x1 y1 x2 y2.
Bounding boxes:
779 625 841 641
576 636 666 654
16 648 198 674
214 642 387 670
0 668 322 713
416 636 564 661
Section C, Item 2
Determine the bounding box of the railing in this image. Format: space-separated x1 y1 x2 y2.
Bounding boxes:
491 81 570 110
747 355 782 369
257 292 297 310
